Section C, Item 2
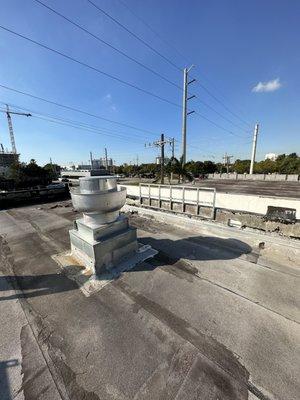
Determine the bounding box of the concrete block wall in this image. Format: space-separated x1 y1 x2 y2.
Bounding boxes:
207 173 299 181
287 174 299 181
265 174 286 181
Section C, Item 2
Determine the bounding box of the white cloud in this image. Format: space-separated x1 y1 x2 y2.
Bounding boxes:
103 93 112 101
252 78 282 93
102 93 117 111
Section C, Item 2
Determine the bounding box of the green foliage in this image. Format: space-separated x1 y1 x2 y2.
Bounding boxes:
274 153 300 174
43 163 61 180
185 160 217 175
7 159 54 188
165 157 193 182
231 159 251 174
229 154 300 174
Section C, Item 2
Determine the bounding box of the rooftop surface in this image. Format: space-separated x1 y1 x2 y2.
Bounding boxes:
0 200 299 400
185 179 300 198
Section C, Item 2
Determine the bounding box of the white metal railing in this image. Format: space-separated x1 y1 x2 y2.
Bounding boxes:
139 183 216 219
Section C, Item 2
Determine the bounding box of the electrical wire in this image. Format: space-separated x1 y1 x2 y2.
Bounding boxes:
117 0 189 64
0 83 157 135
86 0 182 72
108 0 252 128
0 100 155 141
32 0 181 90
193 82 252 128
0 24 182 109
32 0 251 133
0 103 154 143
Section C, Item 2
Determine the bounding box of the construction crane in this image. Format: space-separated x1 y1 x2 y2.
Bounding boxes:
0 105 31 154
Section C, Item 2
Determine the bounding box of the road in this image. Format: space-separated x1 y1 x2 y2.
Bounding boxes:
0 200 299 399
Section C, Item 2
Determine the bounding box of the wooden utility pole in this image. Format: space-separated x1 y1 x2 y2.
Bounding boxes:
145 134 173 184
223 153 233 173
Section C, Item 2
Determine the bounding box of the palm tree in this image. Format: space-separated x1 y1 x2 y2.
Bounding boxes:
166 157 193 184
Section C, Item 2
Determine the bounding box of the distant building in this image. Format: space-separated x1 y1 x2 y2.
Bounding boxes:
100 158 113 167
0 151 19 176
61 164 91 171
156 156 170 165
265 153 278 161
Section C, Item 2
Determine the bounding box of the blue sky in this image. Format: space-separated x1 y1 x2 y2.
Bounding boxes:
0 0 299 166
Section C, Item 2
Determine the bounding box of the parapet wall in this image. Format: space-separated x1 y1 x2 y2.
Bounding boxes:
208 173 299 181
120 184 300 238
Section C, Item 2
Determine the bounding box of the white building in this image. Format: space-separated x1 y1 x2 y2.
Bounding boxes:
265 153 278 161
156 156 170 165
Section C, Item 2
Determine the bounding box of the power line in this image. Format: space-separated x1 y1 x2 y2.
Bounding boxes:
30 1 251 133
194 110 250 138
86 0 182 72
0 24 182 109
98 0 252 127
193 82 252 128
32 0 181 90
194 97 251 134
0 83 158 135
0 82 248 140
0 104 150 144
31 114 147 143
0 101 154 141
116 0 189 64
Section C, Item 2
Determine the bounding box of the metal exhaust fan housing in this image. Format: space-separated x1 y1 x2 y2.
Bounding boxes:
69 176 138 275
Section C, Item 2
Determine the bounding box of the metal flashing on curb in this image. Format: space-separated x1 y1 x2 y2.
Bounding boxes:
52 243 157 297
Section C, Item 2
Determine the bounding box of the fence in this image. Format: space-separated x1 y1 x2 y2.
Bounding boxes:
139 183 216 219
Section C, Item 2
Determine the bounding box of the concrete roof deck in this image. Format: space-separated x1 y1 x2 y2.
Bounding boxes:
0 200 299 400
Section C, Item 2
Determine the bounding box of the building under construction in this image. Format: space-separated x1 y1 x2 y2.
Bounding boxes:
0 150 19 175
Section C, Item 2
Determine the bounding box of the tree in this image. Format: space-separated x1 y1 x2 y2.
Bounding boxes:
231 159 251 174
7 159 52 188
165 157 193 183
43 163 61 180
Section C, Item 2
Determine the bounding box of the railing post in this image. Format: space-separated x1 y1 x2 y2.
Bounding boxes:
196 187 200 215
158 184 161 208
139 183 142 205
148 184 151 206
211 188 216 220
182 186 185 213
169 185 172 210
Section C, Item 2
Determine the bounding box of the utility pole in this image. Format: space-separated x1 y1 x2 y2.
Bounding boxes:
250 123 259 174
145 134 173 184
181 65 196 165
171 137 175 158
160 133 165 184
223 153 233 173
104 147 108 170
90 151 93 168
